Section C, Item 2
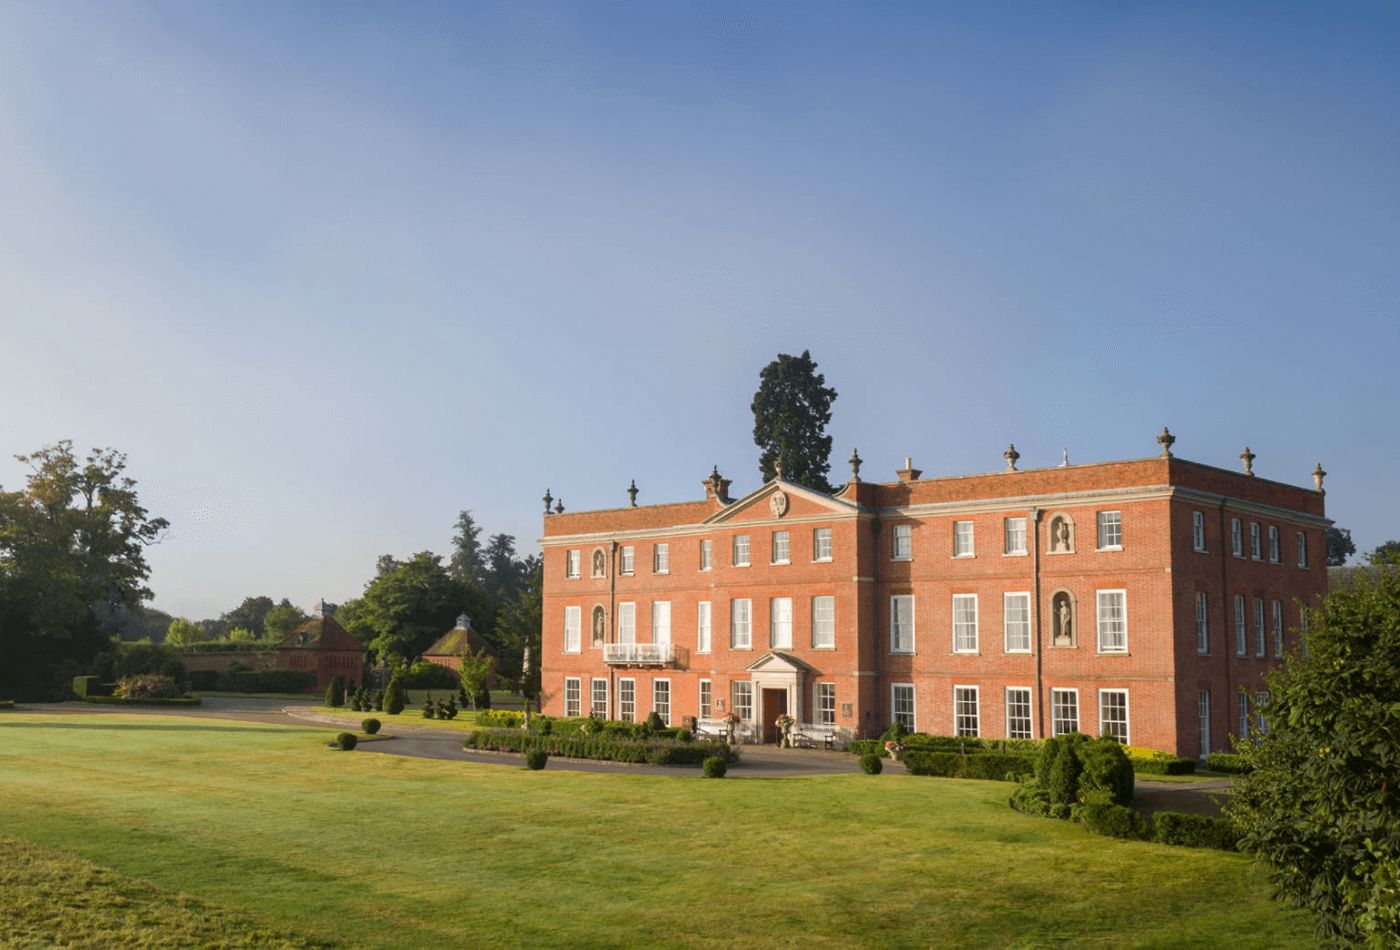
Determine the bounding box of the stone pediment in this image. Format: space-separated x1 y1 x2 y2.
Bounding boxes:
702 480 859 526
744 651 818 674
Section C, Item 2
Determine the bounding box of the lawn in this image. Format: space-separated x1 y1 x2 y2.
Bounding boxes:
0 713 1313 948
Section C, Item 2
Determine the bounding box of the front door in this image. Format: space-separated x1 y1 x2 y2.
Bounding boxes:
762 688 788 743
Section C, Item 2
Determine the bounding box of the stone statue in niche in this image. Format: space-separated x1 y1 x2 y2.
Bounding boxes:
1052 593 1075 646
592 549 606 577
591 606 606 645
1050 517 1072 553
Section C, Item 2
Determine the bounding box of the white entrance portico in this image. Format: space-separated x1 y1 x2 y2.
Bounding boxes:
746 651 818 743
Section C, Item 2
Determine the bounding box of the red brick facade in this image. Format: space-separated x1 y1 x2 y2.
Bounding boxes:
540 454 1327 756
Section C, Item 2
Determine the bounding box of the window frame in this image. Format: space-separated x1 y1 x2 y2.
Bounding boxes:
1192 511 1206 552
1051 688 1080 737
771 530 790 565
698 679 712 719
620 545 635 575
565 549 580 578
1250 522 1262 560
1005 686 1034 740
653 679 671 726
813 527 833 562
732 681 753 722
1296 531 1308 568
811 595 835 649
564 677 581 717
651 600 671 646
952 593 979 654
1271 599 1284 657
590 678 609 719
1254 598 1266 657
1098 689 1130 744
563 605 581 654
1235 594 1247 656
1195 591 1209 655
770 596 793 650
1095 589 1128 654
815 682 836 727
696 600 712 654
953 684 980 738
1096 510 1123 551
891 683 916 732
699 539 712 572
1268 526 1280 564
1003 591 1031 653
952 520 975 558
891 523 913 561
889 594 915 654
617 602 636 645
731 598 752 650
1199 689 1211 756
1004 516 1027 556
618 677 636 722
653 542 669 574
1231 518 1243 557
732 534 751 567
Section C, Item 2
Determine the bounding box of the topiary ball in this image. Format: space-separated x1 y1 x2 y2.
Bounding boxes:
702 755 728 779
525 749 549 771
361 718 381 735
335 732 358 751
859 753 883 775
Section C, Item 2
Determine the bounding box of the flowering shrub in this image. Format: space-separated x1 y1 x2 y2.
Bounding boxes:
115 674 182 700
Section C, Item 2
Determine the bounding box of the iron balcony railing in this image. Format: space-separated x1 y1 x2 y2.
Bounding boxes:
602 643 674 665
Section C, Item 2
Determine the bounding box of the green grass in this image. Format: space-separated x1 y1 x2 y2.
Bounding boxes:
1137 769 1234 784
0 713 1312 948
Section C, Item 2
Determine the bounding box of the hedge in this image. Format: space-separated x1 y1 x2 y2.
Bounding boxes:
476 709 525 728
1151 811 1240 851
1204 752 1251 774
78 695 202 707
463 730 735 766
850 735 1042 757
1129 754 1197 775
1081 802 1150 840
0 699 16 709
186 669 317 693
903 750 1038 782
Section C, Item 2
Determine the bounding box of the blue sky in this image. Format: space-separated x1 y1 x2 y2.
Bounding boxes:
1 2 1396 619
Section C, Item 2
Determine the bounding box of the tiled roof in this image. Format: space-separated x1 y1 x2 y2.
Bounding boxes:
423 623 496 658
280 616 365 652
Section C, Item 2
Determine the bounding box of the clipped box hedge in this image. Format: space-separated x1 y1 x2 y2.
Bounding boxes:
1127 754 1197 775
1204 752 1251 774
902 750 1038 781
463 730 735 766
1151 811 1240 851
79 695 202 707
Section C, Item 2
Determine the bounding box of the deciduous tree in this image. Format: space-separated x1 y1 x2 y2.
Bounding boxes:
751 350 838 492
1228 558 1400 944
1326 525 1356 566
449 510 484 585
164 618 209 647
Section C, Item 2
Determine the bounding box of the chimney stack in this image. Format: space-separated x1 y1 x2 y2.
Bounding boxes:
896 457 922 482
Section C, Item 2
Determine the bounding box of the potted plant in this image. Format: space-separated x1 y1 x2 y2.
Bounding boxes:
884 739 905 761
774 713 796 748
722 711 741 745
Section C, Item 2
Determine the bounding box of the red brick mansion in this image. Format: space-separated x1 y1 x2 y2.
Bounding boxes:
539 431 1328 757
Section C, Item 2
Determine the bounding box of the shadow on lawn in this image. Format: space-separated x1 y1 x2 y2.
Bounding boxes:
0 721 308 735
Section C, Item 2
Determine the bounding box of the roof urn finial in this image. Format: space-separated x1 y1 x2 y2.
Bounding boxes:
1003 443 1020 472
1061 448 1070 467
849 448 862 483
543 488 553 515
1313 462 1327 493
627 480 638 507
1240 446 1256 477
1157 426 1176 458
774 459 784 480
554 498 564 514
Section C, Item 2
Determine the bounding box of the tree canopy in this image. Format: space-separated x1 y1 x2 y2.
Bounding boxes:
356 552 494 665
261 600 308 644
1326 526 1356 566
492 559 542 700
1368 539 1400 564
1229 557 1400 944
751 350 838 492
449 510 484 585
0 442 167 699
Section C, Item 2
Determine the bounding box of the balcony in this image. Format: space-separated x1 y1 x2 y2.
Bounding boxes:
603 643 675 665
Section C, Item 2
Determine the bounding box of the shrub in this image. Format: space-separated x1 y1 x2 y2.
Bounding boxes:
645 711 665 733
476 709 525 728
91 642 187 687
115 674 182 700
325 675 345 708
880 721 908 742
1079 737 1134 805
383 677 406 715
1045 735 1086 805
1152 811 1240 851
361 718 381 735
462 730 736 767
902 750 1038 781
859 753 883 775
702 756 728 778
1205 752 1251 774
847 739 881 757
0 699 14 709
1009 778 1053 817
524 749 549 770
421 700 436 719
399 660 460 690
1128 753 1197 776
1081 802 1149 840
334 732 358 751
